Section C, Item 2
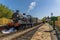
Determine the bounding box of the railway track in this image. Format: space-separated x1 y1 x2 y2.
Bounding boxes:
0 23 44 40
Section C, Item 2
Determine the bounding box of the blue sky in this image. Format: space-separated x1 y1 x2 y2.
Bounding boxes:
0 0 60 19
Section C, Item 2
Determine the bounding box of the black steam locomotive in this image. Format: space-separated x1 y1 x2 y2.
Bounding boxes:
0 10 42 34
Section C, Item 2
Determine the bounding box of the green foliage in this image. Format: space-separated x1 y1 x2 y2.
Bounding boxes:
0 4 13 18
51 16 58 21
41 17 46 22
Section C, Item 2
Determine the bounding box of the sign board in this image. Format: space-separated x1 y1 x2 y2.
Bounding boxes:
51 16 58 21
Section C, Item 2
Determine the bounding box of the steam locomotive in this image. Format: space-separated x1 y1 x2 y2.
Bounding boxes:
0 10 43 34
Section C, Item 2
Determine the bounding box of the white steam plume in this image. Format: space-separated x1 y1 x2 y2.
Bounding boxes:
27 2 36 13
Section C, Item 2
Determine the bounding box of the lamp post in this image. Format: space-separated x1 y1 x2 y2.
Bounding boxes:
51 13 60 40
51 13 57 30
51 12 53 17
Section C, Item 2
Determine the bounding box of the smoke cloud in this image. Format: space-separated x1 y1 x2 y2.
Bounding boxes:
27 2 36 13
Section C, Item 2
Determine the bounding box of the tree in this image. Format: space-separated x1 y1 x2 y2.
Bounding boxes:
41 17 46 22
0 4 13 18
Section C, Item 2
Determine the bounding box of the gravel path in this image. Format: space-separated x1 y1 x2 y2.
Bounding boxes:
31 23 52 40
